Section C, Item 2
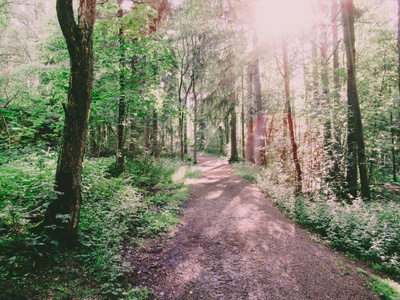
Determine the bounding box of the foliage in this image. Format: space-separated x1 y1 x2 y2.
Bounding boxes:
0 148 200 298
357 268 400 300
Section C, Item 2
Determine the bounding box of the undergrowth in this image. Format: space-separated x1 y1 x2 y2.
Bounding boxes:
0 147 200 299
232 161 400 279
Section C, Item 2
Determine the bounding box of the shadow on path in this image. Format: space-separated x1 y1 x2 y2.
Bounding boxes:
127 154 377 300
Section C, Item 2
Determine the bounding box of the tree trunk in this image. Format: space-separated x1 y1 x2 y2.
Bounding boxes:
331 0 343 188
332 0 340 91
252 31 265 165
144 114 150 151
241 70 245 159
282 37 302 196
341 0 370 200
246 67 255 163
184 114 188 154
229 93 238 163
42 0 96 247
192 72 198 165
116 15 125 173
398 0 400 96
151 110 159 158
391 112 397 182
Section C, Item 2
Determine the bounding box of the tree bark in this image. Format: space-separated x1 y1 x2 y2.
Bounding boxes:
282 37 302 196
391 112 397 182
116 13 125 173
398 0 400 96
229 93 239 163
246 67 255 163
151 110 159 158
252 31 265 165
241 70 245 159
192 71 198 165
42 0 96 247
144 113 150 151
341 0 370 200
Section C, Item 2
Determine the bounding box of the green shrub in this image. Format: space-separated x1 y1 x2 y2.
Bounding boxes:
0 148 201 298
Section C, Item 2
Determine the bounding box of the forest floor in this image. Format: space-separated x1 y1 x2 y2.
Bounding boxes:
125 154 380 299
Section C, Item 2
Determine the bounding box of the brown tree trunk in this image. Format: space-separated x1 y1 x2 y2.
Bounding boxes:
246 68 255 163
43 0 96 247
116 14 125 173
151 110 159 158
398 0 400 96
391 112 397 182
341 0 370 200
192 72 198 164
241 70 245 159
332 0 340 91
229 93 239 163
252 31 265 165
283 37 302 196
331 0 343 187
144 114 150 151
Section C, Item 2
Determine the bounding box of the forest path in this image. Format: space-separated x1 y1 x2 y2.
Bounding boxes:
126 154 377 299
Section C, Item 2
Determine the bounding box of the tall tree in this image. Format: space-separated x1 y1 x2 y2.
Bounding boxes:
246 67 255 163
252 31 266 165
282 37 302 195
116 4 126 173
229 92 239 163
340 0 370 200
42 0 96 246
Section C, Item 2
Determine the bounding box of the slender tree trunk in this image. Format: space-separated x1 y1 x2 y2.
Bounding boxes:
184 114 188 154
229 93 238 163
0 111 11 148
192 72 198 165
332 0 340 91
398 0 400 95
341 0 370 200
391 112 397 182
331 0 343 187
241 70 245 159
43 0 96 247
320 1 333 180
151 110 159 158
170 119 173 155
252 32 265 165
116 15 125 173
246 67 255 163
282 37 302 195
144 114 150 151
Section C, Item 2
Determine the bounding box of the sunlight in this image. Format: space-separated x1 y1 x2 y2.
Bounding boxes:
254 0 313 36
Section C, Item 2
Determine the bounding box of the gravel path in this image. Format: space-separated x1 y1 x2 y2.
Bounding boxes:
126 154 378 299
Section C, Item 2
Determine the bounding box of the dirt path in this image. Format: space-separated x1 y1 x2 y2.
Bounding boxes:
126 154 378 299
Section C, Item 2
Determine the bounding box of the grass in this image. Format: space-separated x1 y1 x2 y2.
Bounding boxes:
357 268 400 300
0 147 201 299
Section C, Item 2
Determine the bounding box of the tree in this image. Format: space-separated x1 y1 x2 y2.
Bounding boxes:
282 37 302 195
42 0 96 246
340 0 370 200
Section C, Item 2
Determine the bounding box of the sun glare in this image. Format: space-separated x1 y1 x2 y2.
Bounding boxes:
255 0 313 36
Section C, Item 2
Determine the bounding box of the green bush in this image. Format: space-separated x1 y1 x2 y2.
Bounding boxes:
0 148 201 298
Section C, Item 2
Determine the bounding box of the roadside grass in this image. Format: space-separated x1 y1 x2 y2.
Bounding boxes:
231 162 400 282
0 147 200 299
